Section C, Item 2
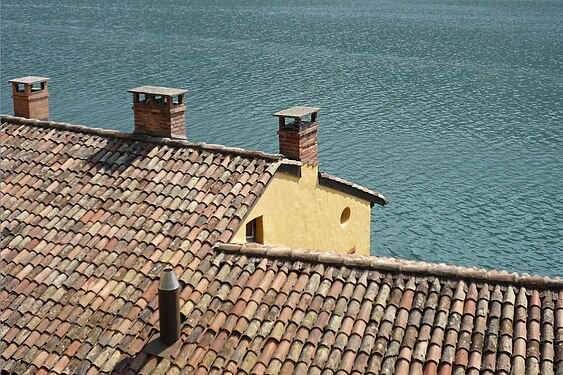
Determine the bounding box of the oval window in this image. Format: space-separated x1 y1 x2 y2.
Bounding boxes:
340 207 351 226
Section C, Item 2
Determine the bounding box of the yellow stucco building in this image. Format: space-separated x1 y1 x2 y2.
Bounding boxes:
232 106 387 256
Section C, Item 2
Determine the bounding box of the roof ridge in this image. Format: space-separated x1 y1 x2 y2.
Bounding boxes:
214 242 563 290
1 114 284 161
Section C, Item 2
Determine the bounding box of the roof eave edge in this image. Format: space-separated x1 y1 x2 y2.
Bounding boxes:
317 172 388 207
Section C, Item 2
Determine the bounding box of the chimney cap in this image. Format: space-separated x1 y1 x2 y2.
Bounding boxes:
274 106 321 120
128 85 188 97
9 76 50 85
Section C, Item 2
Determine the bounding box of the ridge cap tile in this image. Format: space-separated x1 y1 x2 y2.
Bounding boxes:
1 115 284 161
215 243 563 290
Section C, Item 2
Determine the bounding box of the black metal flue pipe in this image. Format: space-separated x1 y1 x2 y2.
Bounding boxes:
158 268 180 345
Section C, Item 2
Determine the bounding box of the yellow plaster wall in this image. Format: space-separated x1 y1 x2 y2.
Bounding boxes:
232 165 372 255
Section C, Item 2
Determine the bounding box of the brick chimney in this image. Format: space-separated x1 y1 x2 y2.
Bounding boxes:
128 86 188 139
274 106 321 166
9 76 50 120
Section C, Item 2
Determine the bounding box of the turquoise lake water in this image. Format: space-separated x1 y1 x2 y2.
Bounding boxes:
1 0 561 276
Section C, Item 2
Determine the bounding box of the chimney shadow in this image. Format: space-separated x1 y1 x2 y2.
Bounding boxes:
110 336 183 374
83 84 190 176
110 355 150 375
83 138 159 176
110 269 183 373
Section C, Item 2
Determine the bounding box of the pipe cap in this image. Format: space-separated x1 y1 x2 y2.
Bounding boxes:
159 269 180 291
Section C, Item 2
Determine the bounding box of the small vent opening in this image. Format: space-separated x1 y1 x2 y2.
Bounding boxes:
340 207 351 226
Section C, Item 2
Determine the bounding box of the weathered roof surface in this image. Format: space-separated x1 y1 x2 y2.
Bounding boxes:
8 76 50 85
165 243 560 375
127 86 188 97
0 115 281 374
2 115 561 375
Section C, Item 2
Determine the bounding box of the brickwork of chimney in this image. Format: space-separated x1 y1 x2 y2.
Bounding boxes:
12 84 49 120
278 120 319 166
132 100 186 139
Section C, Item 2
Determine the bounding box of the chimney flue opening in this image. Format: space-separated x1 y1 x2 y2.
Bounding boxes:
158 268 181 346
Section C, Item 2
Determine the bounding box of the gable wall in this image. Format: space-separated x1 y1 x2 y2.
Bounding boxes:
232 165 372 255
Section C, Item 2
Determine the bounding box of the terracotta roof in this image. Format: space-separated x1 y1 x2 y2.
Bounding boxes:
2 115 561 374
0 115 281 374
149 243 560 375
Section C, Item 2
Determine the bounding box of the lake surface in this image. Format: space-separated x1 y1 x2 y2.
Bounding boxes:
1 0 561 277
